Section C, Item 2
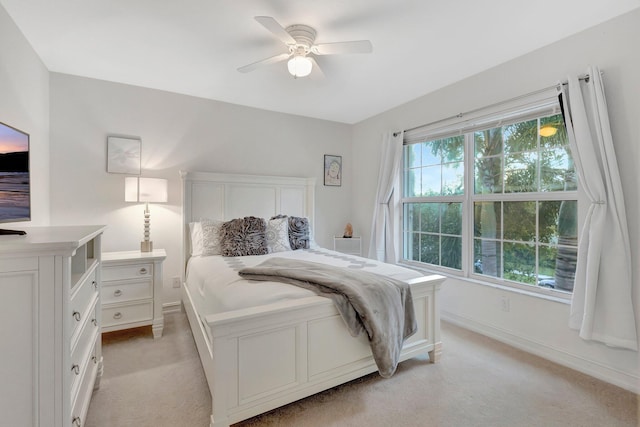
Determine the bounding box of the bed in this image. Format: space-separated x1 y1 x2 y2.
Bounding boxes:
180 171 444 427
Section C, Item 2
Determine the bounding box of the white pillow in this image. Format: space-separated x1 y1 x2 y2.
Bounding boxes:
201 219 224 256
189 221 204 256
265 217 292 253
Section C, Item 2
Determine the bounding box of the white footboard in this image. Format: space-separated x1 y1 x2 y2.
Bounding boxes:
182 274 444 427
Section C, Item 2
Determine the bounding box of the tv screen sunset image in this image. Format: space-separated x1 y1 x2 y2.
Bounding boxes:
0 122 30 222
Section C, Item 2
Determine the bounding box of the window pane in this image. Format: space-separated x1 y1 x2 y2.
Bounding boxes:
404 168 420 197
503 242 536 285
474 202 501 239
474 238 502 278
405 231 420 262
539 115 567 149
421 141 440 166
435 135 464 162
443 161 464 195
405 203 421 232
420 234 439 264
539 200 577 245
504 120 537 153
538 245 558 289
421 203 440 233
540 147 575 192
442 236 462 269
475 129 502 157
554 245 577 292
504 152 537 193
421 166 440 196
405 144 421 169
441 203 462 235
475 156 503 194
503 201 536 242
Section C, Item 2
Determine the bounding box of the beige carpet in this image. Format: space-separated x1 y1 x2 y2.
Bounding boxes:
86 312 639 427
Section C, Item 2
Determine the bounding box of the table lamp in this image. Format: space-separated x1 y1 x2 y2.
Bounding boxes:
125 177 168 252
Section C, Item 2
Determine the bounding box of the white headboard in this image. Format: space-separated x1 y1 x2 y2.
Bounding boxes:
180 171 316 274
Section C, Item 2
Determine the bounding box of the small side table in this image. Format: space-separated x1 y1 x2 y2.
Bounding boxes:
101 249 166 338
333 236 362 256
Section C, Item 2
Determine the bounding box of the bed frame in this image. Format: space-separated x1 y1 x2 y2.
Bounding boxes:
180 171 444 427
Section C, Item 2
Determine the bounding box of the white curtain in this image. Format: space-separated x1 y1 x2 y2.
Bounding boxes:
368 131 403 263
560 66 638 350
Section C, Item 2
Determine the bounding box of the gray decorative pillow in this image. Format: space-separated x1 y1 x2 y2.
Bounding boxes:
220 216 268 257
288 216 310 250
266 217 292 253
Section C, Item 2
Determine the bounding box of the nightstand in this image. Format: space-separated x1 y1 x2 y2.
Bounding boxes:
333 236 362 256
101 249 166 338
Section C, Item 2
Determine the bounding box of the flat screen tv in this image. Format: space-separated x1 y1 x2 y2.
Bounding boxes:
0 121 29 235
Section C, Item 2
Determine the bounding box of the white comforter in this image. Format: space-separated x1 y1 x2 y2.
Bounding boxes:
185 247 422 317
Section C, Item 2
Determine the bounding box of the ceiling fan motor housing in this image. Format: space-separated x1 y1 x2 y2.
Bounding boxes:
286 24 317 53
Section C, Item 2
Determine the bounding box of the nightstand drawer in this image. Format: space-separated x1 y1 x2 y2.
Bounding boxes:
102 301 153 328
102 280 153 304
102 263 152 282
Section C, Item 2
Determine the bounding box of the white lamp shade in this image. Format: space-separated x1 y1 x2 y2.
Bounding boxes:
125 177 168 203
287 55 313 77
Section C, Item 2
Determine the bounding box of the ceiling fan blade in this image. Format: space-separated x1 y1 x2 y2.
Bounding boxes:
313 40 373 55
255 16 297 45
237 52 291 73
309 56 325 79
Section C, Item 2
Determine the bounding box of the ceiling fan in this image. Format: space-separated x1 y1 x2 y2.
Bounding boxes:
237 16 373 78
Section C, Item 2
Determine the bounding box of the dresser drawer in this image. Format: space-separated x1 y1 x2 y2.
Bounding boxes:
102 301 153 328
70 303 99 400
102 280 153 305
70 269 98 342
71 335 100 427
102 263 152 282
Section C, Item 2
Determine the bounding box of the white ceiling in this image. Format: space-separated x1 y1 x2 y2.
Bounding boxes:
2 0 639 124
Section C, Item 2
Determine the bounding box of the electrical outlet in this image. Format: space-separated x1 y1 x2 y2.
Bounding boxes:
500 296 510 312
172 276 181 288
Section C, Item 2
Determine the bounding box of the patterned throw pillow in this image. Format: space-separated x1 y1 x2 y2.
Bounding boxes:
200 219 224 256
265 217 292 253
288 216 310 250
220 216 268 257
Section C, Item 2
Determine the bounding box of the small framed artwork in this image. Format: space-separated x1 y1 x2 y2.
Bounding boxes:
107 136 141 174
324 154 342 186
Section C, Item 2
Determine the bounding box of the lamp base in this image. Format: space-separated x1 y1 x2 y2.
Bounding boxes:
141 241 153 253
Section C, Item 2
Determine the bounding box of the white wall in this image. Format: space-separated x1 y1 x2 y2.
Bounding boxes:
0 5 50 226
49 73 353 304
352 9 640 391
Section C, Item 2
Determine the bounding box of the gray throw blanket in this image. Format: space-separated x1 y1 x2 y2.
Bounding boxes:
238 258 416 378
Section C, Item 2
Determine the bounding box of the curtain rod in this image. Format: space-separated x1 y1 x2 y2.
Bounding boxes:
393 73 593 137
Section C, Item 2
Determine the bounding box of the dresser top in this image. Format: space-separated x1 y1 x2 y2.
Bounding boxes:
0 225 106 255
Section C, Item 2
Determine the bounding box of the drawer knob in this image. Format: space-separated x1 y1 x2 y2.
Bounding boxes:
113 312 122 320
92 356 97 364
72 416 81 427
114 289 123 297
72 311 81 322
71 364 80 375
139 267 148 275
92 318 98 327
92 280 97 289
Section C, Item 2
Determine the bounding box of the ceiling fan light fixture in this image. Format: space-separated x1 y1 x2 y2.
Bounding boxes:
287 55 312 78
539 125 558 137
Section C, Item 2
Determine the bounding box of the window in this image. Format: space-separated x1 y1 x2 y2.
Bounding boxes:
401 98 578 294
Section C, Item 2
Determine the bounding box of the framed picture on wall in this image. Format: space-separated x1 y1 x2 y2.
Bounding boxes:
324 154 342 186
107 136 141 174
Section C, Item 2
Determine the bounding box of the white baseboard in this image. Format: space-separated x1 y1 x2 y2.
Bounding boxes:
163 301 182 314
442 311 640 394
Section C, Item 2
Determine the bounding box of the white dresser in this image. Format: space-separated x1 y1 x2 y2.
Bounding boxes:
0 225 105 427
101 249 166 338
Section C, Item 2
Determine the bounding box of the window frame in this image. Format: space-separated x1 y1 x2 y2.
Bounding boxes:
399 91 578 298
